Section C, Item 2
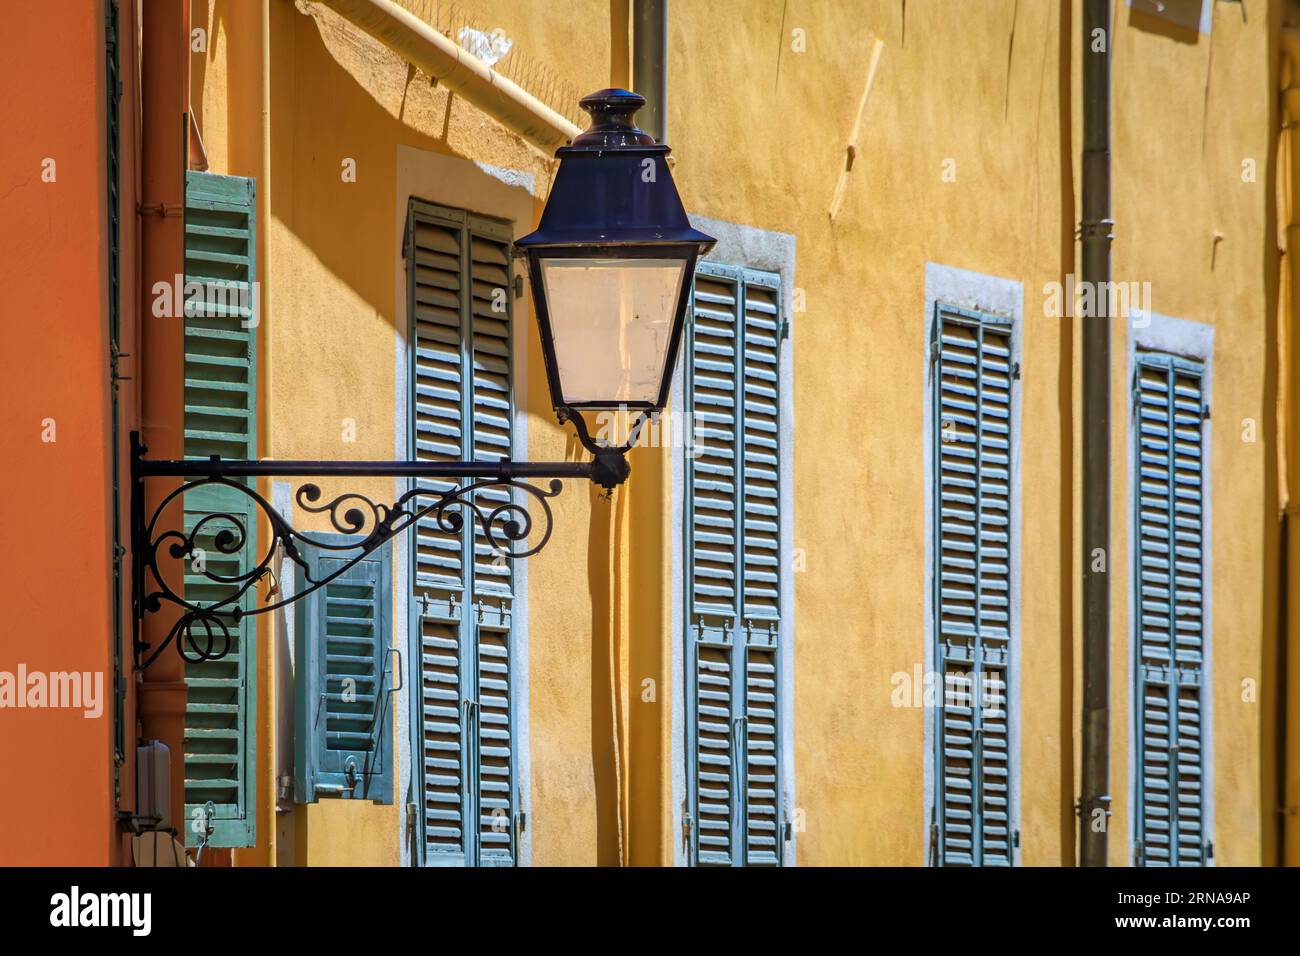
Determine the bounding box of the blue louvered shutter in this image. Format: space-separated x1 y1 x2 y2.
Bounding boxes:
686 263 786 867
1133 353 1208 866
181 171 257 848
294 536 394 803
931 304 1015 867
408 201 519 866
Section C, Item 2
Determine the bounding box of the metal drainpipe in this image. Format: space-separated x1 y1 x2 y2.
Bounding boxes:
632 0 667 142
1079 0 1113 866
1280 28 1300 868
137 0 190 849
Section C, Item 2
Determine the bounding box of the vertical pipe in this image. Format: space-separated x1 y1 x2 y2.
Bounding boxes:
631 0 667 142
610 1 631 90
137 0 190 842
628 0 670 865
1280 29 1300 868
1079 0 1113 866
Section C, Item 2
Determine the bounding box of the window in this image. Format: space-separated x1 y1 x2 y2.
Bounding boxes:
684 261 787 866
406 199 521 866
181 170 258 848
1132 351 1208 866
930 302 1017 867
294 535 394 804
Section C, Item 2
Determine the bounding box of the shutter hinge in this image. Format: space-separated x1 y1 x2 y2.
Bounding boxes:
514 274 524 299
110 344 132 384
928 820 940 866
1202 403 1211 421
682 810 694 854
1204 840 1214 863
1135 840 1143 866
779 316 790 342
1012 828 1020 849
515 809 527 842
929 341 940 365
1011 360 1021 381
405 802 417 844
401 216 411 263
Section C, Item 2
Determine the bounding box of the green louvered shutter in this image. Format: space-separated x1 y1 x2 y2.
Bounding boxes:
181 171 257 848
931 303 1015 867
1133 353 1208 867
408 200 519 866
685 263 786 867
294 537 394 803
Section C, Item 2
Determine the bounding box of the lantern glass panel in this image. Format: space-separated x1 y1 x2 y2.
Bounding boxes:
539 256 686 406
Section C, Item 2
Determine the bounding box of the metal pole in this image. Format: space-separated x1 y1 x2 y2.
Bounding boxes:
632 0 667 142
136 457 594 481
1079 0 1113 866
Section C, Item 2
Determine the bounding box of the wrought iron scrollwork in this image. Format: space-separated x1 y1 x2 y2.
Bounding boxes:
132 449 564 669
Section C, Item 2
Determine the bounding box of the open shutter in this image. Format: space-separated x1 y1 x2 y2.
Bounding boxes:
1133 353 1207 866
686 263 786 867
294 537 394 803
931 303 1015 867
408 201 518 866
181 171 257 848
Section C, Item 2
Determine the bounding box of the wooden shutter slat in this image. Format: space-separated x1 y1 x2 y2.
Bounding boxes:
409 201 519 867
1134 353 1207 866
181 171 257 849
686 264 786 867
933 304 1016 867
294 540 394 805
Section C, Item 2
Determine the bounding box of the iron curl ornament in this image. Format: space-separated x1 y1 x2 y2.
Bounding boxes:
128 416 647 670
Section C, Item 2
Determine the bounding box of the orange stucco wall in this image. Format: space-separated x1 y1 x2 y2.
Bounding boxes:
0 2 116 865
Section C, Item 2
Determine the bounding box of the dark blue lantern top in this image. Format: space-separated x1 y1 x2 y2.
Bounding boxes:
515 89 716 250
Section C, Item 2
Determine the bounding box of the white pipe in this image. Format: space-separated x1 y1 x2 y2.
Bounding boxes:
319 0 581 153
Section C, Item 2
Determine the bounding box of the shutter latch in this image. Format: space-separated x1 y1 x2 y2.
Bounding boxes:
514 274 524 299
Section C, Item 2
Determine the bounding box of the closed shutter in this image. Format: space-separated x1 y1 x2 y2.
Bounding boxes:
181 171 257 848
408 200 519 866
1133 353 1207 866
685 262 786 867
931 303 1015 867
294 536 394 803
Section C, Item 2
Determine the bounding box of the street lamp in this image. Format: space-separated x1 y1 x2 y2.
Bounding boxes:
132 88 715 668
517 88 715 415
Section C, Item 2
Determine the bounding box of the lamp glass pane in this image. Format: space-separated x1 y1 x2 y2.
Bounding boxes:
540 257 685 406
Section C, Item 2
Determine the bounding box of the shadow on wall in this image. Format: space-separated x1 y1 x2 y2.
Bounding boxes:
269 5 512 336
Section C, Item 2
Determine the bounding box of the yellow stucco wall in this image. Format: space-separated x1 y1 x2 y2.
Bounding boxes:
1104 1 1279 866
188 0 1280 866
